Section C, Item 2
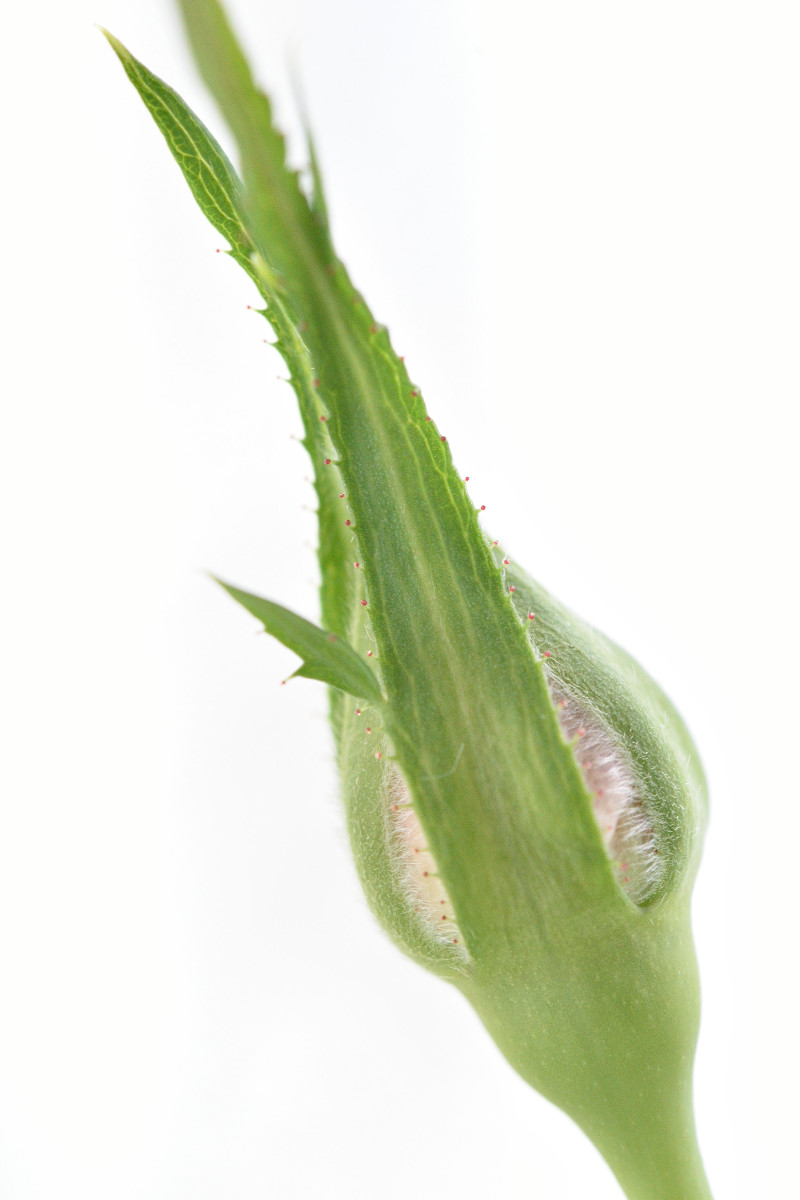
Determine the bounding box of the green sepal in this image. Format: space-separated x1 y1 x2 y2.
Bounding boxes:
101 24 358 652
213 578 383 704
99 28 258 284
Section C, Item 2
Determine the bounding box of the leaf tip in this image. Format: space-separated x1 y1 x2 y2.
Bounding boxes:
97 26 128 60
208 573 243 607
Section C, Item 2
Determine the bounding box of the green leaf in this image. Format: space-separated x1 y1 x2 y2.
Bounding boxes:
214 578 382 704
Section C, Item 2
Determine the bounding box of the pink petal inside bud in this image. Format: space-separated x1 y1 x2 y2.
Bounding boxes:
385 764 468 960
549 682 664 903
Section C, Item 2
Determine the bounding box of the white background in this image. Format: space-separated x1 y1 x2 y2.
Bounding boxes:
2 1 799 1196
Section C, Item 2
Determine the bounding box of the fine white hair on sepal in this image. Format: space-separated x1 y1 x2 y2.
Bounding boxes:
384 764 469 959
548 681 665 903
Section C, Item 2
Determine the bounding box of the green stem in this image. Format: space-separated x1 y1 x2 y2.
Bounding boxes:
590 1098 713 1200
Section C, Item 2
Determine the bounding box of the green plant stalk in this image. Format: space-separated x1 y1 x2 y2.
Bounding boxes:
103 6 713 1196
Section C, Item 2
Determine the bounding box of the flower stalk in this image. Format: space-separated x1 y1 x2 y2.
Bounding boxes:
103 5 713 1195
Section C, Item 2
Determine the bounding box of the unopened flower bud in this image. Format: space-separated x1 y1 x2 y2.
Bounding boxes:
106 10 713 1195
